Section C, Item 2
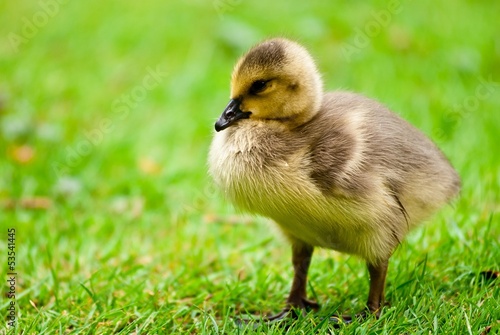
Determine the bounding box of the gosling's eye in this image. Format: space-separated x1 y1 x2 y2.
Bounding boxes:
249 80 268 95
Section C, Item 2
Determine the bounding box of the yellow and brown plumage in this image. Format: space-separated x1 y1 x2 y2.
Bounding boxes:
208 38 460 322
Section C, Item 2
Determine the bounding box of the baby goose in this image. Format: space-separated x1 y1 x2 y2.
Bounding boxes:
208 38 460 323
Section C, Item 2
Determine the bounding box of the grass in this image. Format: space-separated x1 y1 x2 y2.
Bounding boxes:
0 0 499 333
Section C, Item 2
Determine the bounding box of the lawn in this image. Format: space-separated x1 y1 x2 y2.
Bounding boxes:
0 0 499 334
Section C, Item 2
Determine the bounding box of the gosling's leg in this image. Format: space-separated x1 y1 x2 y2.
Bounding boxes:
366 260 388 316
330 259 389 324
263 241 318 322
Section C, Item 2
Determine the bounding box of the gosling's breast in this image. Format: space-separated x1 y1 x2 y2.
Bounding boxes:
208 123 314 212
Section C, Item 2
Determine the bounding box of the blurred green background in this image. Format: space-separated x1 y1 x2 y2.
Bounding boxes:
0 0 499 333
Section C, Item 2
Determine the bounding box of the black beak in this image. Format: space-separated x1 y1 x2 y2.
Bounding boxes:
215 98 251 132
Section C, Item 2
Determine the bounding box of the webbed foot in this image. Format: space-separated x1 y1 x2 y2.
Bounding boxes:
235 297 319 327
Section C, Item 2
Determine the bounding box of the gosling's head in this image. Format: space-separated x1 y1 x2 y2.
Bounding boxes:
215 38 323 132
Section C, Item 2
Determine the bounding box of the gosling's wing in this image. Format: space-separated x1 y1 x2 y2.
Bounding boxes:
304 91 460 223
302 92 374 198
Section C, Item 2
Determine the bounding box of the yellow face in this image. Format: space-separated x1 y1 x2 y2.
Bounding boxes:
214 38 323 132
231 69 301 121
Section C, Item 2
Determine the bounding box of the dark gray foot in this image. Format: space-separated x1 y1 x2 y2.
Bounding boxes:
235 298 319 327
328 308 382 326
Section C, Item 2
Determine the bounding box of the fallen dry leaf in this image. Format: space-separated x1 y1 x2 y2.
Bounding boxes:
138 157 162 175
9 145 35 164
0 197 52 210
481 325 492 334
481 323 500 335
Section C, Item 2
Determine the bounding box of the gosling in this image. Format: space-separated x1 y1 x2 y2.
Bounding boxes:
208 38 460 323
